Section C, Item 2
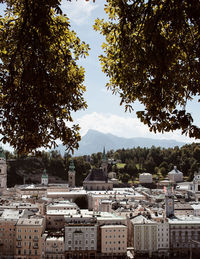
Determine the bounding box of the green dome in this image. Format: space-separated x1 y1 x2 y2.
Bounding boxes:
0 146 6 159
42 168 48 178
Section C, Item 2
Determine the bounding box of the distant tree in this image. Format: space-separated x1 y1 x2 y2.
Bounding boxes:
119 172 130 184
193 146 200 162
159 167 166 177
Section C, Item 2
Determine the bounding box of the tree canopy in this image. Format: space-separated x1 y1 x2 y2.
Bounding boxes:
0 0 89 154
94 0 200 138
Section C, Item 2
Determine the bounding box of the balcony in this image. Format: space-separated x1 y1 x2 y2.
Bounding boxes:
33 244 39 249
16 244 22 248
16 237 22 241
33 236 39 241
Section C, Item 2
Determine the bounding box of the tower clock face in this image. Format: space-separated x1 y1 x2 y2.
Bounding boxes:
168 199 173 206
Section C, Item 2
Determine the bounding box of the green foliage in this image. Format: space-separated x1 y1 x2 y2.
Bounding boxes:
6 143 200 186
0 0 89 154
95 0 200 139
116 162 126 169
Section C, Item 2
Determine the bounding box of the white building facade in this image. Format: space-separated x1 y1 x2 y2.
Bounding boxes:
139 173 153 184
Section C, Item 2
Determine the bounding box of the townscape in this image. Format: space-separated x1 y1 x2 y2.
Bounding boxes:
1 147 200 259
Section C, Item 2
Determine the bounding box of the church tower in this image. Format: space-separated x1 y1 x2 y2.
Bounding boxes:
68 159 76 188
41 168 48 186
0 147 7 192
165 185 174 218
101 147 108 176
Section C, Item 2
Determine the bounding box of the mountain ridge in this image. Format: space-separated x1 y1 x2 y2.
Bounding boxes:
55 129 187 156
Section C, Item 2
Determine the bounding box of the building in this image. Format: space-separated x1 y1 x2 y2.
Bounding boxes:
100 224 127 258
15 217 46 259
15 184 47 198
0 209 25 258
68 159 76 188
83 168 113 191
0 147 7 192
46 201 78 230
168 166 183 183
101 147 108 176
165 187 174 218
168 216 200 257
64 217 97 259
190 171 200 201
157 223 169 256
83 148 113 191
99 200 112 213
41 169 48 186
139 173 153 184
131 215 158 257
45 236 64 259
174 202 194 216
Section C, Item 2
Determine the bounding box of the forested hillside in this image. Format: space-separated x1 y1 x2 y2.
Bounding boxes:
5 143 200 187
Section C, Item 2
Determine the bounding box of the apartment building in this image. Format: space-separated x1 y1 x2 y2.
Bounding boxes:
45 236 64 259
131 215 157 257
100 224 127 258
0 209 24 257
169 217 200 257
64 214 97 259
15 217 46 259
157 222 169 256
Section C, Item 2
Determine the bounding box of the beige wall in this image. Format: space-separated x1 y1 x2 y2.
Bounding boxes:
134 224 157 254
0 219 17 256
101 225 127 255
15 218 45 259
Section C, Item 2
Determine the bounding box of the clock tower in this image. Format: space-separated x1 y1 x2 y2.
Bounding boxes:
68 159 76 188
165 185 174 218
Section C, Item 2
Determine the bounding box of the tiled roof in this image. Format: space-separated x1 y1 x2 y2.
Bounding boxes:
84 168 108 182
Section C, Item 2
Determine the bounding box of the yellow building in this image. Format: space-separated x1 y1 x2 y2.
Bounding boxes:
15 217 46 259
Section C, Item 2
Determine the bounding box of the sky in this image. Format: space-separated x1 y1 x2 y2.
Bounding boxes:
60 0 200 144
1 0 200 151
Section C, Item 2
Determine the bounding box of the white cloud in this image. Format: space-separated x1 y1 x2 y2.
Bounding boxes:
76 112 198 143
61 0 98 25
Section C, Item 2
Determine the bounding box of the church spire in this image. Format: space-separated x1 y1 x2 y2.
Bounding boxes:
102 147 106 161
69 158 75 172
101 147 108 176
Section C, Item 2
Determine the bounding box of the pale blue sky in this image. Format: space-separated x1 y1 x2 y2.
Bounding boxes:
61 0 200 143
0 0 199 151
